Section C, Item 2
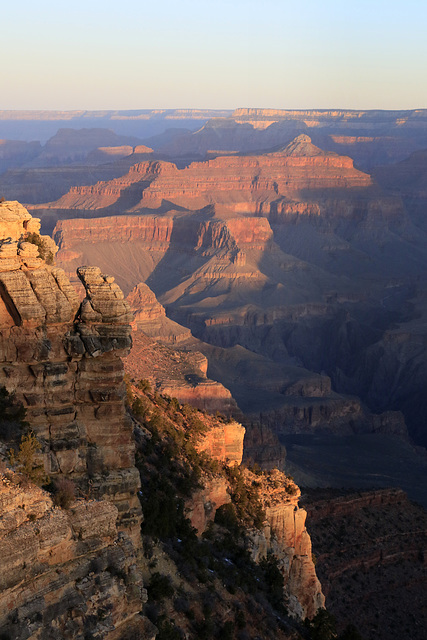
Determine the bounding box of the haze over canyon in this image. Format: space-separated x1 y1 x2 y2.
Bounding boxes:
0 108 426 640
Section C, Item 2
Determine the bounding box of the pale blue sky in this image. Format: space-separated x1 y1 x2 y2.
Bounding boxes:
1 0 426 110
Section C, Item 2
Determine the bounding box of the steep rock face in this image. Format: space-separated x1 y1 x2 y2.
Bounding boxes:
55 215 174 250
196 421 245 466
0 202 141 539
184 435 323 621
127 281 191 343
185 476 230 535
247 469 324 619
256 394 408 437
53 213 274 297
0 469 154 640
243 423 287 470
43 160 171 210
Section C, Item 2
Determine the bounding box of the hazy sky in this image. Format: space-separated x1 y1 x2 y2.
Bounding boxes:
2 0 426 110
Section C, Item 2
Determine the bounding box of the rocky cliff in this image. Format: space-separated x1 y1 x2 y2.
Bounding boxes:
188 468 325 620
0 201 327 636
0 201 159 638
0 201 141 539
126 282 191 344
245 469 324 619
0 468 154 640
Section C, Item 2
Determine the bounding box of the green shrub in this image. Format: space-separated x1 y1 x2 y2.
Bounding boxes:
225 465 266 529
137 379 152 393
8 430 47 485
25 232 54 264
147 572 174 602
132 397 148 419
306 609 338 640
155 619 182 640
215 503 240 533
259 553 285 610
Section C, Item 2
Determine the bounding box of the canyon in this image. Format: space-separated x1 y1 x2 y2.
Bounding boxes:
32 133 427 466
1 107 427 637
0 202 325 639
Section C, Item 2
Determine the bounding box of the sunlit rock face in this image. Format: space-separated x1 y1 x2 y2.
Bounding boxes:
0 201 156 638
244 469 325 620
0 201 141 539
40 134 372 215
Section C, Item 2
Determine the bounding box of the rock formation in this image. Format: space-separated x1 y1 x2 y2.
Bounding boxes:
127 282 191 344
0 200 328 634
36 134 372 216
146 109 427 166
243 423 287 470
0 201 162 638
245 468 325 619
124 330 240 416
0 468 155 640
0 201 141 539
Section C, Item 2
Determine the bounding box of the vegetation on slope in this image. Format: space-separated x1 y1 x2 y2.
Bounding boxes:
126 379 360 640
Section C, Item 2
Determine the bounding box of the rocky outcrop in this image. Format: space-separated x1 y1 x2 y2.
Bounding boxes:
243 423 287 470
246 469 324 619
127 282 191 343
0 469 155 640
53 213 274 298
0 201 141 539
0 202 154 637
124 330 241 417
255 394 408 437
184 438 323 620
196 420 245 466
186 476 230 535
0 199 41 242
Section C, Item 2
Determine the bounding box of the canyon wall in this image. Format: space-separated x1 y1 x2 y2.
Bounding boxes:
0 469 154 640
39 135 372 216
246 469 325 619
0 201 157 637
0 201 141 538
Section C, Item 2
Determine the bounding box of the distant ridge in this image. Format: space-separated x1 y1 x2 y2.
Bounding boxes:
0 109 233 121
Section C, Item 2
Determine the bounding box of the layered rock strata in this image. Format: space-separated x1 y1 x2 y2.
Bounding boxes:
127 281 191 343
0 469 154 640
196 420 245 466
246 469 325 619
0 201 141 539
124 330 240 416
39 135 372 216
